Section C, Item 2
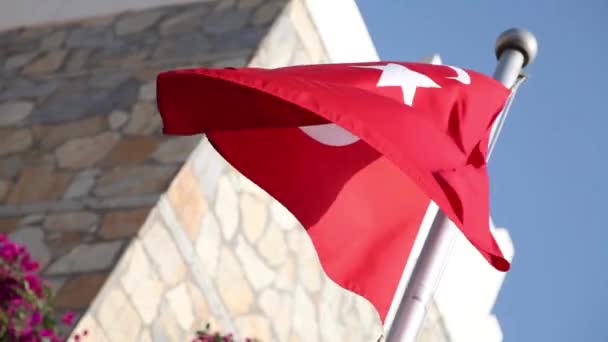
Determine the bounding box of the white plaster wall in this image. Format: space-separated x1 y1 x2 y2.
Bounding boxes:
433 225 514 342
303 0 378 62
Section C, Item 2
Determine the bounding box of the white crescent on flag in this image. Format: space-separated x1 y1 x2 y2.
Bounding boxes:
445 65 471 84
299 123 360 147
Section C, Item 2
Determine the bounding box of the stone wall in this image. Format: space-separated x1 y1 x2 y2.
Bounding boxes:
419 302 451 342
66 0 385 340
70 144 384 341
1 0 387 341
0 0 278 335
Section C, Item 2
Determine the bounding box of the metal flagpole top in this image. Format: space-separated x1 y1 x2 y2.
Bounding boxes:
490 28 537 143
492 28 538 89
495 28 538 66
385 28 538 342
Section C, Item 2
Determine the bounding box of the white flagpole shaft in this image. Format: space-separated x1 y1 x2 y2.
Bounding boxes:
385 28 538 342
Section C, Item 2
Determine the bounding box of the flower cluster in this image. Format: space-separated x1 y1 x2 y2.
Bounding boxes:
0 233 74 341
2 232 261 342
193 324 259 342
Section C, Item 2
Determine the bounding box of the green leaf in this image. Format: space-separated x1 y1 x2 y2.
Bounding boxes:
43 313 56 329
0 310 8 338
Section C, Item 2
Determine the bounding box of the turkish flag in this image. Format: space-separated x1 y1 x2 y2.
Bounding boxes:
156 62 511 321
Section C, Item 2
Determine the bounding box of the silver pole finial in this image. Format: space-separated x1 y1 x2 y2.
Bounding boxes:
495 28 538 67
385 28 538 342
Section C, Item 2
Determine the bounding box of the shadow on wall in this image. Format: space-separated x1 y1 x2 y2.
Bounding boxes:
0 0 289 334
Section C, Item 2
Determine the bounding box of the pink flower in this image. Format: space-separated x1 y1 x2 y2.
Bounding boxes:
40 329 55 337
28 311 42 325
41 329 64 342
21 255 39 272
24 273 43 297
0 234 79 341
0 241 19 262
19 326 33 339
62 311 76 325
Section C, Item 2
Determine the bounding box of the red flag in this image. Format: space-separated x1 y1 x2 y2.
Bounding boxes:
156 62 511 321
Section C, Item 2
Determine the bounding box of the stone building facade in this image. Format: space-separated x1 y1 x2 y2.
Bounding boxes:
0 0 389 341
0 0 500 340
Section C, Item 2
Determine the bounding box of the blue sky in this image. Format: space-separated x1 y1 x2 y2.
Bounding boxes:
355 0 608 341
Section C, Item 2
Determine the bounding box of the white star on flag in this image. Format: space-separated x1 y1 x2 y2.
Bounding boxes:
354 63 441 106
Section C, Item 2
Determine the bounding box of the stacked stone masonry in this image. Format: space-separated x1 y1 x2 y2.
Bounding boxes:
1 0 451 340
0 0 395 341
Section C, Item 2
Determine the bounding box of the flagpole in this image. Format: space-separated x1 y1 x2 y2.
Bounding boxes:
384 28 538 342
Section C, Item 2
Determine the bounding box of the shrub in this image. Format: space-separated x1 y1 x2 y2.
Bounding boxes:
0 233 73 342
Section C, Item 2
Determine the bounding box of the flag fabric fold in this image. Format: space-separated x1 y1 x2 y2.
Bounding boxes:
156 62 511 321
